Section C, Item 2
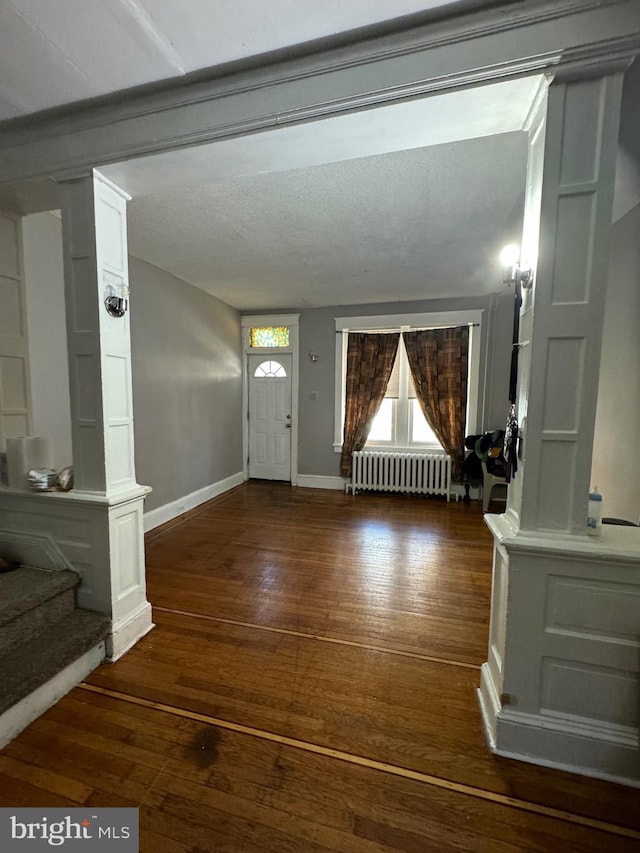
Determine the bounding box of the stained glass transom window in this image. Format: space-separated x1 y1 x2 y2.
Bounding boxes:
254 361 287 378
250 326 290 348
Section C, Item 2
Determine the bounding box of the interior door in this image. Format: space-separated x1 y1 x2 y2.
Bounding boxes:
248 354 292 481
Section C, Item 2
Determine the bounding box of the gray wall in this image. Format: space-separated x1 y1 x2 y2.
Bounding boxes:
129 257 243 511
592 203 640 521
292 293 513 476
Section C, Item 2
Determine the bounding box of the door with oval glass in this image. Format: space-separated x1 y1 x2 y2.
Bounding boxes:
248 353 292 481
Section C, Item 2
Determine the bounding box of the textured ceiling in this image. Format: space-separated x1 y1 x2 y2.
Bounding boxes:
0 0 469 120
127 132 528 311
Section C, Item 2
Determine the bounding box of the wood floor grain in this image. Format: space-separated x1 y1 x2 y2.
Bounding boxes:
1 482 638 852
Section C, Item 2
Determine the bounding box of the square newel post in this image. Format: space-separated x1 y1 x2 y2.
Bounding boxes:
59 170 153 660
480 63 640 787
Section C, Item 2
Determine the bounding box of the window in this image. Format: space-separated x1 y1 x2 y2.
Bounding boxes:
250 326 290 347
334 310 481 454
366 337 442 449
254 360 287 378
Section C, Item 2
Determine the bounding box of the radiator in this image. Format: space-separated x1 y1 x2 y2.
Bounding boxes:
349 451 451 500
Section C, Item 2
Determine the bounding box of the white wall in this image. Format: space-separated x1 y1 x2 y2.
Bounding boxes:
592 203 640 521
22 212 72 468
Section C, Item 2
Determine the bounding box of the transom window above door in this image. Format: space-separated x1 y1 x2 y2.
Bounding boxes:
250 326 290 348
254 360 287 378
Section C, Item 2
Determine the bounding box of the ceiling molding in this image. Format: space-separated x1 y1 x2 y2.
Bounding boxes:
0 0 638 186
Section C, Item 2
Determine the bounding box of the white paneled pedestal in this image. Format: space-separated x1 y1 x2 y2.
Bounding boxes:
0 486 153 661
479 515 640 787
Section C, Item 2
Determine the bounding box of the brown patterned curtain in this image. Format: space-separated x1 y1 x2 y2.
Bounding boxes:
340 332 400 479
403 327 469 482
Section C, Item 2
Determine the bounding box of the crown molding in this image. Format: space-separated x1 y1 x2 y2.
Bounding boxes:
0 0 638 189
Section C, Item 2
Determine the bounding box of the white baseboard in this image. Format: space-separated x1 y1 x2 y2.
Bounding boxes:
143 471 244 531
477 662 501 749
0 641 105 750
486 702 640 789
296 475 346 491
107 600 154 662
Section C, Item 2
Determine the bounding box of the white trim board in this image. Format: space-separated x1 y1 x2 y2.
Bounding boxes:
143 471 244 532
0 641 105 751
296 475 345 491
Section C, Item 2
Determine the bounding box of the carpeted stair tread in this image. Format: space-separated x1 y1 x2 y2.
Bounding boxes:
0 568 79 628
0 587 76 657
0 608 110 716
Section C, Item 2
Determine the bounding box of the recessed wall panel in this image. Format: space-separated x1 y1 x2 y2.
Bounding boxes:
547 577 640 640
542 658 638 728
105 355 130 420
551 193 595 304
0 276 23 337
115 510 139 596
542 338 584 431
559 79 601 186
0 217 19 278
107 423 133 484
3 413 29 437
97 199 125 272
0 356 27 409
536 441 576 531
75 354 99 422
71 257 98 332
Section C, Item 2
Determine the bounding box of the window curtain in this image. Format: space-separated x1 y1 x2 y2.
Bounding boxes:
340 332 400 478
403 327 469 482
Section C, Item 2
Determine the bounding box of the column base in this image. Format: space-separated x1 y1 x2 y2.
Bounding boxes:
482 513 640 788
107 600 154 662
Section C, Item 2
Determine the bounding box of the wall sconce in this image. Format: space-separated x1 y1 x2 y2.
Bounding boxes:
309 350 319 363
500 244 533 289
104 280 129 318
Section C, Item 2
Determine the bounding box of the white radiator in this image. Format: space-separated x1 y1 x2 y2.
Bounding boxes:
349 451 451 500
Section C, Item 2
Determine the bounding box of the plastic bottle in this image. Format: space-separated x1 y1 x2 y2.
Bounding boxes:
587 486 603 537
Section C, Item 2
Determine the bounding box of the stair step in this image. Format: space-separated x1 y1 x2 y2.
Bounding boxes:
0 567 79 627
0 608 110 716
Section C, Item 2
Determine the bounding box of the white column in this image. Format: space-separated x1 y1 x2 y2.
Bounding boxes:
59 170 153 660
510 72 624 535
60 172 137 496
480 65 640 787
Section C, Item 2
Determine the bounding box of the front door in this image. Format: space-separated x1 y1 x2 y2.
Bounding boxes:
248 354 292 481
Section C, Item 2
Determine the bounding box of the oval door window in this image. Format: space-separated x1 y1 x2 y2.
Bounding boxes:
254 360 287 378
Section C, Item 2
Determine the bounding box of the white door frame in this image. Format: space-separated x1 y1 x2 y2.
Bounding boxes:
241 314 299 485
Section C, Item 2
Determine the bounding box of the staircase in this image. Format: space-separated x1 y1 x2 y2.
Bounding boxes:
0 566 109 722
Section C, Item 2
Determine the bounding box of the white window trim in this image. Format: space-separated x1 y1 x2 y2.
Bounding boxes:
333 310 482 453
241 314 300 484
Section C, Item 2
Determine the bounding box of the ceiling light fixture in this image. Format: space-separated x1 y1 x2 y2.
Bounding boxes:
500 243 533 289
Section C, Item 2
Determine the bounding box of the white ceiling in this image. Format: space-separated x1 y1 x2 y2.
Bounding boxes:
0 0 470 121
1 0 542 311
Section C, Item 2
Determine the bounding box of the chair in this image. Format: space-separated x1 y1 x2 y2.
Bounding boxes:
481 459 508 512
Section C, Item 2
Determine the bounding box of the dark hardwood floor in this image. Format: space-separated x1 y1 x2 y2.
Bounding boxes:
1 481 638 851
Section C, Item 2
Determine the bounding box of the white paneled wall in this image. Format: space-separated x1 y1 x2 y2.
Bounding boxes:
0 213 31 450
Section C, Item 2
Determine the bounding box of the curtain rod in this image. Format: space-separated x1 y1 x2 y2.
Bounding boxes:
336 323 479 333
